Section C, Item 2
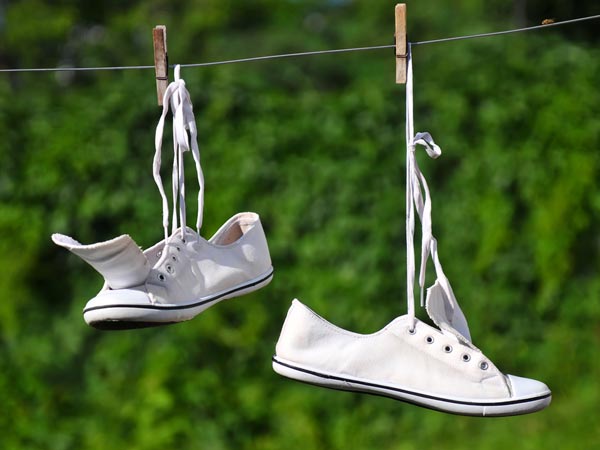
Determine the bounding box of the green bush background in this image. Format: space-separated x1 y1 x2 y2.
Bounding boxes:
0 1 599 448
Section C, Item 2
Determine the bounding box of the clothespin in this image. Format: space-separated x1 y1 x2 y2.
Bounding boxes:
395 4 407 84
153 25 168 105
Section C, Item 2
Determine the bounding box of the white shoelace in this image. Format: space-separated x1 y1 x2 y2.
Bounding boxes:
153 65 204 241
405 45 461 330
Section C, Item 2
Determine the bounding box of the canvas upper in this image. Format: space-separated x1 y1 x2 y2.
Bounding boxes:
52 212 272 310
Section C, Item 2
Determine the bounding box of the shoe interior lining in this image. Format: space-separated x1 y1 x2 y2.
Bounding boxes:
213 218 255 245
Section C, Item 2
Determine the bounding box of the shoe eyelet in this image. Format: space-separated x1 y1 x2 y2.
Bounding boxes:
171 255 177 262
462 354 471 362
175 246 181 252
479 361 489 370
157 251 162 257
407 327 416 335
181 238 186 243
425 336 434 344
166 264 174 274
158 273 165 281
443 345 453 353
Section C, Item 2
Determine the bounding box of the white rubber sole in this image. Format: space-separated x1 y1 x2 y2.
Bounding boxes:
83 268 274 330
272 356 551 417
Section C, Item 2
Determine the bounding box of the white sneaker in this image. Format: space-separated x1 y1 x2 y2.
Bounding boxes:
273 298 550 417
272 47 550 416
52 213 273 329
52 66 272 329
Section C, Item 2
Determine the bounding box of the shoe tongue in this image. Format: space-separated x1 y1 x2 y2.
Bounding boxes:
52 233 151 289
169 226 200 241
425 279 473 346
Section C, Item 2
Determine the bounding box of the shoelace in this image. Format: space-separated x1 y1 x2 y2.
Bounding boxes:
405 45 462 331
153 65 204 241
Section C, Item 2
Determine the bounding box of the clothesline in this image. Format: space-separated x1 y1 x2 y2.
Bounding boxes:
0 14 598 73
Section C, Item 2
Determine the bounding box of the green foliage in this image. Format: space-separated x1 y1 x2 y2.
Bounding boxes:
0 1 599 449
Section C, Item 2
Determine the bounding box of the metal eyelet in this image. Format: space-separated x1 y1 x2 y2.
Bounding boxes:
158 273 165 281
157 251 162 257
462 354 471 362
425 336 434 344
171 255 177 262
443 345 453 353
407 327 416 335
479 361 489 370
175 246 181 252
166 264 174 274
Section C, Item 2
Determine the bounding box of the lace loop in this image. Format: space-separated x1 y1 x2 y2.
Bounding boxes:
153 65 204 241
405 45 462 331
412 132 441 158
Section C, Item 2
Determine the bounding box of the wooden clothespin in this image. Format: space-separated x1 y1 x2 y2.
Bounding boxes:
395 4 407 84
153 25 168 105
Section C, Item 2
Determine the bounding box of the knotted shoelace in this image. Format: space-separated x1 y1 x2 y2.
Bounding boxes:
405 45 463 333
153 65 204 241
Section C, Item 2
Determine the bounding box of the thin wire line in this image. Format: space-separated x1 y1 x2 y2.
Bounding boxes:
178 44 394 68
412 14 600 46
0 64 155 73
179 14 600 67
0 14 598 73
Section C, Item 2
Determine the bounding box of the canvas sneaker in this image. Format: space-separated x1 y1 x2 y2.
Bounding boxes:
52 65 272 329
272 47 550 416
272 297 550 417
52 214 272 329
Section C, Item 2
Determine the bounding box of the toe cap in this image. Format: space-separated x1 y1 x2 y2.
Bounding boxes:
84 286 151 310
507 374 551 398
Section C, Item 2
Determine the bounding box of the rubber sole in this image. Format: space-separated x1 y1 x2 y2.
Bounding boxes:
272 356 551 417
84 268 274 330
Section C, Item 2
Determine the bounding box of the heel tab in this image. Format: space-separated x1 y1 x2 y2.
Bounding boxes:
276 299 318 361
288 298 317 318
283 298 332 329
